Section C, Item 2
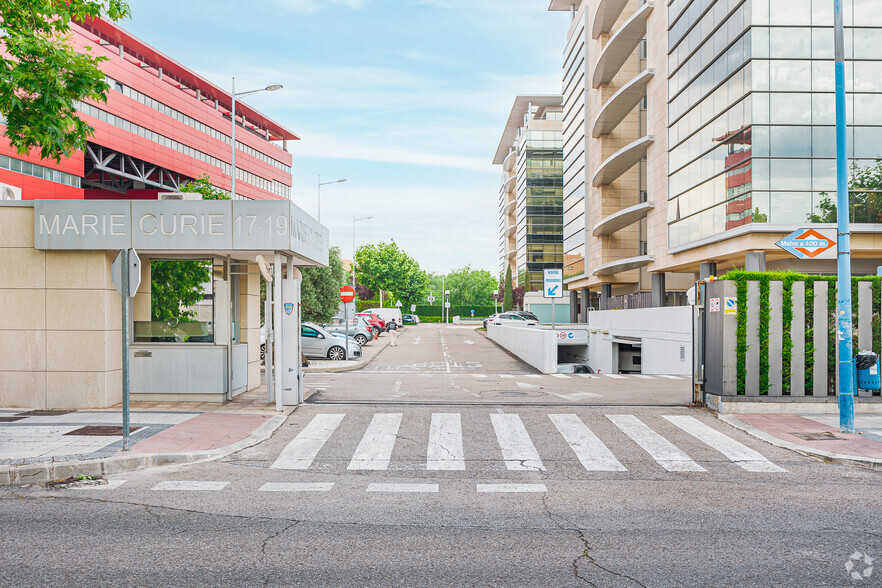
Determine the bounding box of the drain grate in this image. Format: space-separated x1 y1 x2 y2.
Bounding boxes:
16 410 76 417
64 425 142 437
0 416 26 422
790 431 845 441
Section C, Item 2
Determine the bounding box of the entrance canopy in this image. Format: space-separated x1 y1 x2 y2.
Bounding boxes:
33 199 328 266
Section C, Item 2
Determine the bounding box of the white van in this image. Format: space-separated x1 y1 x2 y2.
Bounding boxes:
363 307 402 326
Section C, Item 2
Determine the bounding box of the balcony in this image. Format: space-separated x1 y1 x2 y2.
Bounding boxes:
591 2 653 88
591 0 630 39
592 201 654 236
592 135 653 186
500 174 516 195
592 254 654 277
591 68 653 137
503 150 517 173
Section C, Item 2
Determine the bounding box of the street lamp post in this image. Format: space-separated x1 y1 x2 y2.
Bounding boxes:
352 215 373 287
317 176 347 223
230 78 282 200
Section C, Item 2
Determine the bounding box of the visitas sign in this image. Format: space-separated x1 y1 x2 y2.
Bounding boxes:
33 200 329 266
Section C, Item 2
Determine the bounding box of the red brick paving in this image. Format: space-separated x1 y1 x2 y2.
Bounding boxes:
128 413 272 454
736 414 882 459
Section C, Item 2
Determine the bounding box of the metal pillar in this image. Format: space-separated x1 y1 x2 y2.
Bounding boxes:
600 284 612 311
699 262 717 281
651 273 666 308
273 253 283 412
745 252 766 273
834 0 855 433
120 249 130 450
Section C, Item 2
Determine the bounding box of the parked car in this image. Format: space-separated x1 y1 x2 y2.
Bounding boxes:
487 312 539 327
301 322 361 360
356 312 385 335
512 310 539 321
323 317 375 346
402 314 420 325
482 314 498 329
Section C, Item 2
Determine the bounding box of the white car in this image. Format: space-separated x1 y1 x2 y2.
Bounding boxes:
301 322 361 360
488 312 539 326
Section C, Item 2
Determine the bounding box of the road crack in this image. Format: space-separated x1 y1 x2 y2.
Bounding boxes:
540 494 646 587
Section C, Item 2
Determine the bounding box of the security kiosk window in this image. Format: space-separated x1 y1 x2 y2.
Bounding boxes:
134 258 215 343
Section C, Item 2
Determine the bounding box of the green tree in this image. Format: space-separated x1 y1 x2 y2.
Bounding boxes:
301 246 346 323
355 241 428 308
503 266 513 312
444 265 498 307
0 1 131 161
150 176 227 321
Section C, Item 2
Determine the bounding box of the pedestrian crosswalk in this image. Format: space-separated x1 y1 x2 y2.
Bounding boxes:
271 412 785 475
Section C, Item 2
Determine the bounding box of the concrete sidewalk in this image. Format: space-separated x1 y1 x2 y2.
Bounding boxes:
722 413 882 470
0 388 289 485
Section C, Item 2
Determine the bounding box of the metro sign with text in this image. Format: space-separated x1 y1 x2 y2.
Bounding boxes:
775 228 837 260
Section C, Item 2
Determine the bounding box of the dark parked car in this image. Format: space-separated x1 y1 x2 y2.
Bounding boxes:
402 314 420 325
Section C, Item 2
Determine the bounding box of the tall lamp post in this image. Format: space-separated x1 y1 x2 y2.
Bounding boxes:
352 215 373 287
231 78 282 200
318 176 347 223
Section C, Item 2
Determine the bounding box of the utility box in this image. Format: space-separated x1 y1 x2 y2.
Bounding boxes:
702 280 739 397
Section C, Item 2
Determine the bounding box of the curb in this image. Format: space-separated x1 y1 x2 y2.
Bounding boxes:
0 413 288 486
719 414 882 471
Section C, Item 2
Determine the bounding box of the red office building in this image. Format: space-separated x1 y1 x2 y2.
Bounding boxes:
0 18 298 202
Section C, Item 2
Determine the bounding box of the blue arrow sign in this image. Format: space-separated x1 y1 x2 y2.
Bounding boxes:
548 285 559 296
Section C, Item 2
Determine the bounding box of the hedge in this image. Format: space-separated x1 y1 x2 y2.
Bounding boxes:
354 301 496 318
720 270 882 396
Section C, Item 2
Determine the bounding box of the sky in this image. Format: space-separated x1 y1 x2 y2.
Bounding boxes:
121 0 567 275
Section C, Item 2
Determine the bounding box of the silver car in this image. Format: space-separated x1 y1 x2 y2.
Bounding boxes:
322 317 375 347
301 322 362 360
488 312 539 326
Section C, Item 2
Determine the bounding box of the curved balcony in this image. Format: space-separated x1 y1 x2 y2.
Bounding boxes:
592 254 654 277
591 0 630 39
504 222 516 236
503 150 517 173
591 2 653 88
592 135 653 187
506 249 517 259
591 68 654 137
503 198 516 214
592 201 654 237
500 174 516 195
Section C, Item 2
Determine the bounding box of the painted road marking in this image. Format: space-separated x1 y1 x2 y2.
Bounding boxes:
348 413 403 470
427 413 465 470
367 483 439 493
659 375 681 380
547 391 603 401
576 373 598 379
151 481 229 491
412 337 422 345
551 374 570 379
476 483 547 493
259 482 334 492
663 416 786 472
464 338 475 345
271 414 345 470
549 414 626 471
71 479 127 490
500 375 515 379
439 330 452 373
526 374 542 379
606 415 705 472
472 374 487 379
604 374 627 379
633 375 655 379
490 414 544 471
516 381 540 390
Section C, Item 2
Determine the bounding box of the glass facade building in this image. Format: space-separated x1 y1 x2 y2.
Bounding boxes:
667 0 882 249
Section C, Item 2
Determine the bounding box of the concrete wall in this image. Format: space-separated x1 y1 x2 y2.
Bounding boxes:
487 324 557 374
524 294 570 324
587 307 692 375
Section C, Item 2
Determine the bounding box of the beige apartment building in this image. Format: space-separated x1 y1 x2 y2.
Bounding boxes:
549 0 882 314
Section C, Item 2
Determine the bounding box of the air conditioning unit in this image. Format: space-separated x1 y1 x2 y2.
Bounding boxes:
158 192 201 201
0 183 22 201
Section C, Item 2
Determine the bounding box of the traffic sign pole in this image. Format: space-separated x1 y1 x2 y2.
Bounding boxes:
834 0 855 433
339 286 356 361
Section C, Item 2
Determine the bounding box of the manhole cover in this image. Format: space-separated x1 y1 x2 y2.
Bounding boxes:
0 416 26 422
790 431 845 441
15 410 76 417
501 392 527 397
64 426 142 436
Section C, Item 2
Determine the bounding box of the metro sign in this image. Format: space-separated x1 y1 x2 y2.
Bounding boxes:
775 228 837 260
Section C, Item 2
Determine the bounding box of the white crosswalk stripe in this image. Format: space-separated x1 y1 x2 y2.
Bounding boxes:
490 414 544 471
659 375 681 380
551 373 570 379
427 413 465 470
348 413 403 470
633 375 655 379
663 415 786 472
604 374 626 379
607 415 704 472
549 414 626 471
271 413 345 470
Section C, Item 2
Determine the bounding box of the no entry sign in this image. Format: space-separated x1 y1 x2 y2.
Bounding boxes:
340 285 356 303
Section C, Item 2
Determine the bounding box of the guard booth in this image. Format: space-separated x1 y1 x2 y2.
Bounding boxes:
0 199 327 410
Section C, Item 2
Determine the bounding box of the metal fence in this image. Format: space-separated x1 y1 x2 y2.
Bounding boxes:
604 291 689 310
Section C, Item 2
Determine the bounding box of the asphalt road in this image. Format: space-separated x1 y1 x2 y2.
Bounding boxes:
2 324 881 587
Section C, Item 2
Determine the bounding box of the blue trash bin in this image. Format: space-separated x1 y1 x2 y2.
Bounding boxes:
856 355 881 391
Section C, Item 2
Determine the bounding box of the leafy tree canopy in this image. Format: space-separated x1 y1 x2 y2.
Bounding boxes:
0 1 131 161
301 246 346 323
354 241 428 308
180 174 230 200
443 265 498 307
